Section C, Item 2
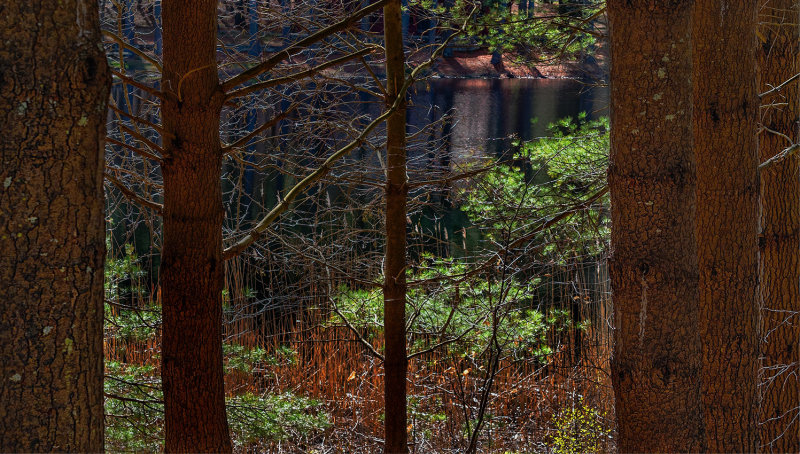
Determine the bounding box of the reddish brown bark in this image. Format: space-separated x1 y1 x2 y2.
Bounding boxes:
693 1 760 450
160 1 231 452
757 1 800 451
0 0 109 450
383 0 409 452
607 1 706 451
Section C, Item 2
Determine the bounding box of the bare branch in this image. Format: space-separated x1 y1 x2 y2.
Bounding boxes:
222 104 299 153
110 70 165 101
103 29 163 72
105 136 162 164
222 99 397 259
224 47 379 101
329 296 385 361
118 124 166 159
108 104 170 139
222 8 476 260
220 0 390 91
760 143 800 171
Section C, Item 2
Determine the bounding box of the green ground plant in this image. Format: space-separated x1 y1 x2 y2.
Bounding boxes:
550 398 610 454
104 248 330 451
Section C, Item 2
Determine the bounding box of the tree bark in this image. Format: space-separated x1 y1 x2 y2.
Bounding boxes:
607 1 706 451
383 0 409 452
757 1 800 451
693 1 760 451
0 0 109 451
160 1 232 452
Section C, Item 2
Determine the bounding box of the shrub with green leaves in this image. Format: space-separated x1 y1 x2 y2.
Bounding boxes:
330 254 573 361
459 114 609 263
105 304 160 344
105 241 146 306
104 242 161 366
105 361 164 453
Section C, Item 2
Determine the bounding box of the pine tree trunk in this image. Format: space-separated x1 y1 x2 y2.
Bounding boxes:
693 1 760 450
758 1 800 450
607 1 706 451
160 1 232 451
383 0 409 451
0 0 109 450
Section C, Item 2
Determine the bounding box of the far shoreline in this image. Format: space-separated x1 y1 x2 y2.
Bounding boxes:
422 49 608 81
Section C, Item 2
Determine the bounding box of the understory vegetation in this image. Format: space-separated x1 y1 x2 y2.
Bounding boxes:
104 113 613 452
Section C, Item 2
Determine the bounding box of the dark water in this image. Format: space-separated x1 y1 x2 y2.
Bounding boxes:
399 77 609 258
109 77 608 170
407 78 607 159
108 78 608 290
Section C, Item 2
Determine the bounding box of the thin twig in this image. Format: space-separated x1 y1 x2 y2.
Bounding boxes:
108 104 170 139
105 136 162 164
220 0 390 92
760 72 800 98
224 47 378 101
329 297 385 361
104 171 164 214
118 124 165 157
222 104 299 153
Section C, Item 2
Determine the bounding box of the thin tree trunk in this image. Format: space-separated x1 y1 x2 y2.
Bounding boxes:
160 1 232 451
383 0 409 452
607 1 705 451
0 0 109 450
693 1 760 450
758 1 800 450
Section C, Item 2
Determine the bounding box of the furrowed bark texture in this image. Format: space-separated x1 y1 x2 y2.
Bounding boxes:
758 1 800 451
693 1 760 450
0 0 109 451
383 0 409 452
607 1 706 451
160 1 232 451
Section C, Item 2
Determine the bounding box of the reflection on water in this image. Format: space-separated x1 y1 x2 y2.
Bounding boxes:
109 77 608 167
408 78 608 161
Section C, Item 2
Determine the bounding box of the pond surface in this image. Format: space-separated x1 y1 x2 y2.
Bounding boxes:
407 77 608 159
110 76 608 162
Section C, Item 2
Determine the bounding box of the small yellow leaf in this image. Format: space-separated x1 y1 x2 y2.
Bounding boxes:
347 371 356 381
